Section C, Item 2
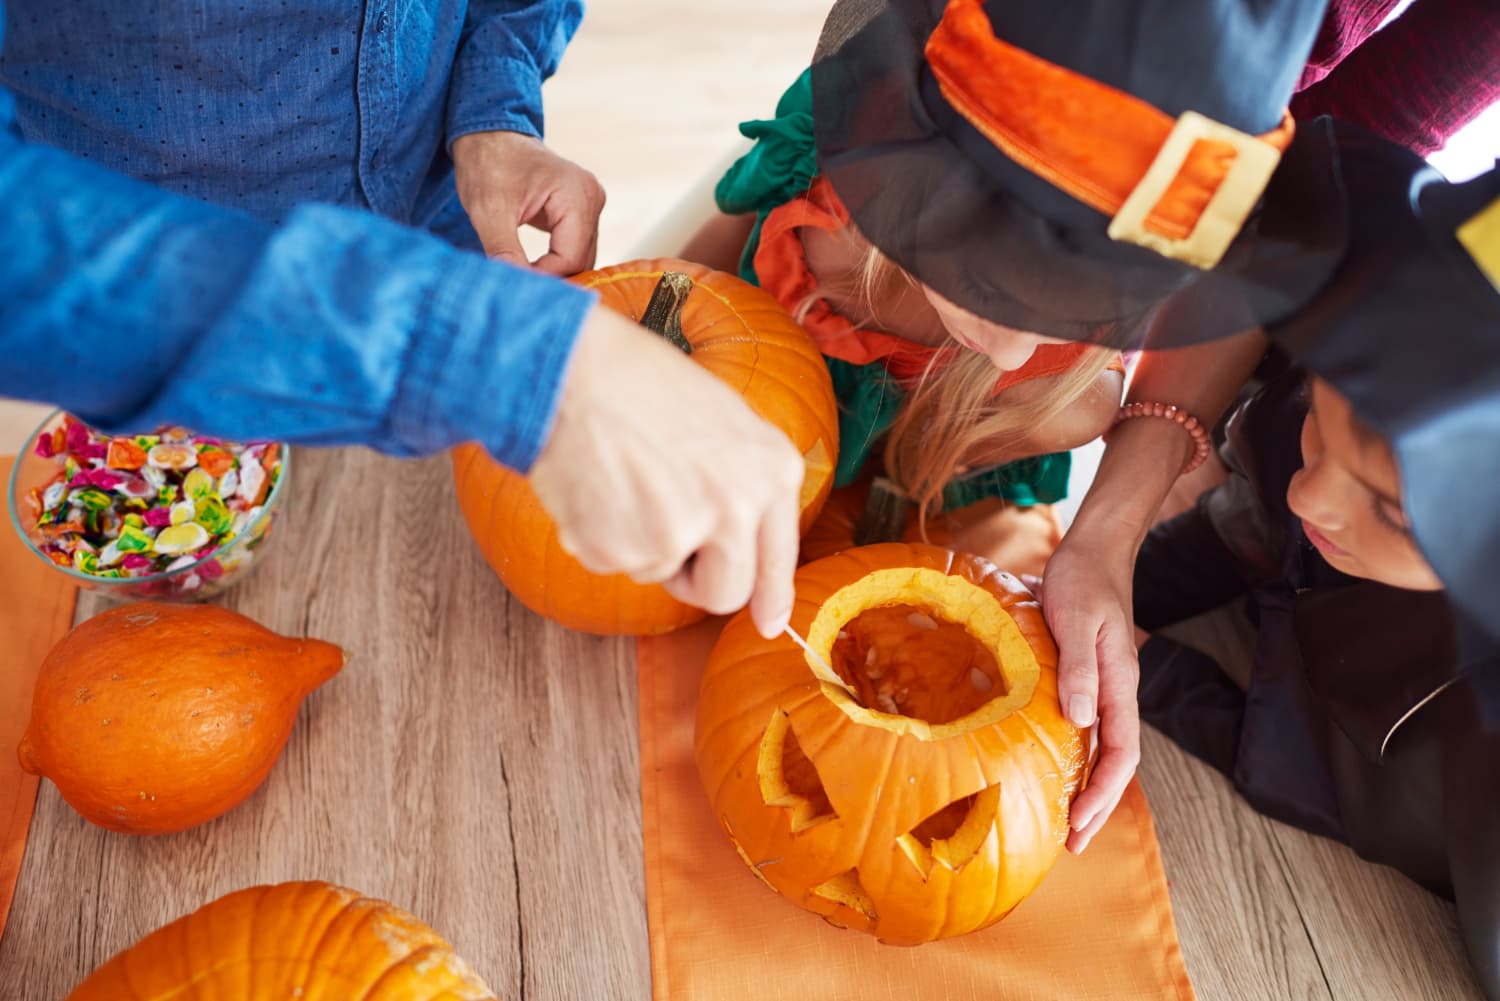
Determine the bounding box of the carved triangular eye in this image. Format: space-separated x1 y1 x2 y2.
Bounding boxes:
757 709 838 833
809 868 878 921
896 784 1002 879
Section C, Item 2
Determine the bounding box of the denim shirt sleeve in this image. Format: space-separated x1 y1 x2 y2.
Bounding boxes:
0 83 594 471
446 0 585 144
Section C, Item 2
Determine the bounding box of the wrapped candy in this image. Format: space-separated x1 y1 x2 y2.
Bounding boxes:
25 415 284 586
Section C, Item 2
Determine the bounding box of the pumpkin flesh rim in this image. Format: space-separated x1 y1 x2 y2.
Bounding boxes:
802 567 1041 741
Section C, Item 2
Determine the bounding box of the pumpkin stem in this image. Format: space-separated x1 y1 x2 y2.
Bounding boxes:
639 272 695 355
854 478 912 547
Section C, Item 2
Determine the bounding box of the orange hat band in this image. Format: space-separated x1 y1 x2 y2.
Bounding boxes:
925 0 1295 268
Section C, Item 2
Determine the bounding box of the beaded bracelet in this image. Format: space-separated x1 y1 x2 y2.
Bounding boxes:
1108 401 1212 476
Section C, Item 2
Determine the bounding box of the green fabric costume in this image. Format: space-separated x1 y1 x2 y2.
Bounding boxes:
716 70 1070 509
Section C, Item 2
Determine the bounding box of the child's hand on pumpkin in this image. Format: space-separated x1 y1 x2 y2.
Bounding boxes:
1034 530 1141 854
530 303 806 638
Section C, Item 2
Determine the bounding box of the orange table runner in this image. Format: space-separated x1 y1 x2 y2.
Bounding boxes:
639 619 1194 1001
0 455 79 940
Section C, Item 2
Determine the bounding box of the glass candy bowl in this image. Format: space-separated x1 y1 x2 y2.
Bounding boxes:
8 411 289 602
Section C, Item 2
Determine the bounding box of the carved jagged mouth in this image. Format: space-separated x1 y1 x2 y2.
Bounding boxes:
809 868 877 922
756 702 1002 884
896 784 1002 879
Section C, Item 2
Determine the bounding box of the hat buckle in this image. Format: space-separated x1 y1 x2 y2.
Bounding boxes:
1108 111 1283 270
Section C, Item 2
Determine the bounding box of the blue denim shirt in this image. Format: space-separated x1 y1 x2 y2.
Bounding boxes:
0 0 594 471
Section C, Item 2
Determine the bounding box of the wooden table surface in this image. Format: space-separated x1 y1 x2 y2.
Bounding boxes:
0 2 1488 997
1 448 1484 1001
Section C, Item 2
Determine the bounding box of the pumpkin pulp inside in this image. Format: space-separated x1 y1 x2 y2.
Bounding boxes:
802 567 1041 741
829 605 1003 725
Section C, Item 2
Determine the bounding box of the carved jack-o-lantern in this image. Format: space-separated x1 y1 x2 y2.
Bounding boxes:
695 543 1089 945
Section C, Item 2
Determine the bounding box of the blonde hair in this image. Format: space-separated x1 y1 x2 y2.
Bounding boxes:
798 232 1117 526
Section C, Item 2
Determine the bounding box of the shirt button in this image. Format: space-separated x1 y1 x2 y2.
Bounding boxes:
374 11 388 33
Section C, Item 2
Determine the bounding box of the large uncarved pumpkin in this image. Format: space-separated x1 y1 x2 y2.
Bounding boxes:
453 258 838 635
18 602 343 835
65 881 496 1000
695 543 1089 945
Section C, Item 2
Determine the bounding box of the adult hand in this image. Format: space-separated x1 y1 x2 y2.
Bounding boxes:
452 130 605 276
529 304 805 638
1037 527 1142 854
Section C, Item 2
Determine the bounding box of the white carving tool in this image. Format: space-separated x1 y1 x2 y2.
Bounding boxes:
782 623 835 676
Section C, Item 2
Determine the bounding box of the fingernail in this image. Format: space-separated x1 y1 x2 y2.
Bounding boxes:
1067 694 1095 728
761 608 791 639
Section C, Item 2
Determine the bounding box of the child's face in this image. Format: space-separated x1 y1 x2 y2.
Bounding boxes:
918 284 1063 371
1286 378 1442 592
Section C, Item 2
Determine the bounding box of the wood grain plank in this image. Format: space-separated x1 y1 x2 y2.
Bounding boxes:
1138 728 1333 1001
1140 724 1485 1000
0 450 648 1001
4 464 1491 1001
0 4 1490 999
1264 823 1482 1001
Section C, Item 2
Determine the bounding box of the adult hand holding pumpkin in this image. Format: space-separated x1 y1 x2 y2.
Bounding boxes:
529 300 807 638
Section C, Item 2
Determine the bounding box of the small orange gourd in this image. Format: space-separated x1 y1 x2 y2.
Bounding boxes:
65 881 496 1000
18 602 344 835
452 258 838 636
695 543 1088 945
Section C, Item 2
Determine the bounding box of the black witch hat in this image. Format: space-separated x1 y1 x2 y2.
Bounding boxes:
812 0 1345 348
1271 131 1500 641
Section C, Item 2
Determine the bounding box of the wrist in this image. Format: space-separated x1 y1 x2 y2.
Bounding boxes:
453 129 538 156
1066 418 1196 553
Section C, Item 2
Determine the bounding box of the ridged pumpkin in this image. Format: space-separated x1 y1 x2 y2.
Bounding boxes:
65 881 496 1000
18 602 343 835
695 543 1088 944
798 480 953 565
799 479 1059 580
453 258 838 635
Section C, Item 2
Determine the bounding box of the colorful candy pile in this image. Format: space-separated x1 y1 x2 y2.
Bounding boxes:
24 415 283 582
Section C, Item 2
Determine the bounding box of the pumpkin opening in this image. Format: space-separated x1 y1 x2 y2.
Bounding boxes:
802 567 1042 741
829 605 1003 725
